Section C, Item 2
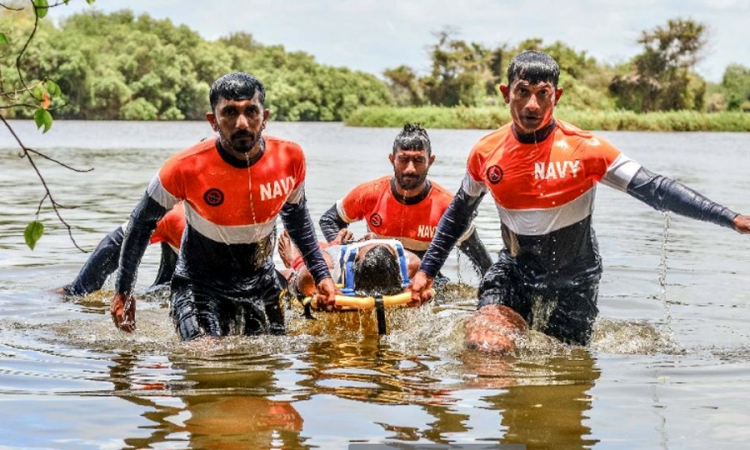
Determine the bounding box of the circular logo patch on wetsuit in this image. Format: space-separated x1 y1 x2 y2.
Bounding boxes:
486 165 504 184
370 213 383 228
204 188 224 206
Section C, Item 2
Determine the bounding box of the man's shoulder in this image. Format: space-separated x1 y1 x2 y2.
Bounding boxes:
163 139 217 170
555 120 596 139
263 135 304 153
554 120 615 152
351 175 392 192
427 180 455 201
473 123 513 152
175 138 216 159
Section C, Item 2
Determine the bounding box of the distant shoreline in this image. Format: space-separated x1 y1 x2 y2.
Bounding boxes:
9 109 750 133
344 106 750 132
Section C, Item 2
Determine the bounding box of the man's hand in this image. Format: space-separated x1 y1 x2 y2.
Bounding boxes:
360 231 378 241
332 228 354 244
315 277 338 311
733 214 750 234
111 293 136 332
407 271 434 307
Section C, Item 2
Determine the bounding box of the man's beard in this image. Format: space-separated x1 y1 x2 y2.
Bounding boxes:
221 130 260 154
395 172 426 191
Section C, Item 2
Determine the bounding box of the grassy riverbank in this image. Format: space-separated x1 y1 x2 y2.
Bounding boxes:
345 106 750 131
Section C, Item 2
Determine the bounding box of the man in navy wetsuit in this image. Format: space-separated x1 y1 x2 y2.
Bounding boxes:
60 204 185 296
408 51 750 352
110 73 336 340
318 124 492 277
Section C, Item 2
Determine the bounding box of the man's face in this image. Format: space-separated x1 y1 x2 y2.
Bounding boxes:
500 79 563 134
389 148 435 192
207 92 269 154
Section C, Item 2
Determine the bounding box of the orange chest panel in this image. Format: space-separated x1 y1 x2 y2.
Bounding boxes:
160 139 305 226
470 126 620 210
343 177 453 242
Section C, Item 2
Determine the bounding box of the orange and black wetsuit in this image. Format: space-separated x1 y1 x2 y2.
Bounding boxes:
62 203 186 296
116 137 329 340
419 120 739 345
319 176 492 276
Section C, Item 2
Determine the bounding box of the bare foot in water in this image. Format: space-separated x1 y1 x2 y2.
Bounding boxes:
277 230 300 269
464 305 528 354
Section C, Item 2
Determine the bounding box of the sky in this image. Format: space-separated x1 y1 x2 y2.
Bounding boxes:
56 0 750 83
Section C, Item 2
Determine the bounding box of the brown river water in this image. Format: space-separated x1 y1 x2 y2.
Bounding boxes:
0 120 749 449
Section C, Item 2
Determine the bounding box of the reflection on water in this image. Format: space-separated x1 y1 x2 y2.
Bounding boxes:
1 121 750 449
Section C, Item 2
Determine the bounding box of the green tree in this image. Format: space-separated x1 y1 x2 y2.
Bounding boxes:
0 0 96 250
721 63 750 111
510 38 615 111
3 9 393 122
383 65 424 107
609 18 708 112
421 28 496 107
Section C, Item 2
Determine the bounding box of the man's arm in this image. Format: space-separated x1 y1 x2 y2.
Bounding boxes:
62 226 125 296
112 193 169 331
419 186 485 278
116 194 168 294
626 167 739 228
280 195 336 309
319 203 349 242
456 228 493 276
409 185 486 306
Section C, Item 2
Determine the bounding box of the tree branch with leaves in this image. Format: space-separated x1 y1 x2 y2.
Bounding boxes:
0 0 95 250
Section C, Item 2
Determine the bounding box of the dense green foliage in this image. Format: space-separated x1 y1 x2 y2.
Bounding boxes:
383 30 617 111
346 105 750 132
382 20 749 118
1 9 394 121
721 64 750 111
609 19 707 112
2 10 748 126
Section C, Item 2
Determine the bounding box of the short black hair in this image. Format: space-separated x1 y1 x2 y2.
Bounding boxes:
209 72 266 112
507 50 560 87
392 123 431 156
353 245 403 297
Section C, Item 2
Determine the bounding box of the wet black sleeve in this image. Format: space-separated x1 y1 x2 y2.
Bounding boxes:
420 187 485 278
627 167 738 229
149 242 177 289
116 194 168 295
319 203 348 242
63 226 125 296
457 228 493 276
281 196 331 284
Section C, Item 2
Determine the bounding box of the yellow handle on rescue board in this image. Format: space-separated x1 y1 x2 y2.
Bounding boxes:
302 289 435 311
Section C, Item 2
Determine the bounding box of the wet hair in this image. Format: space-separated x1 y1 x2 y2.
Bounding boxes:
392 123 431 156
353 245 403 297
507 50 560 87
209 72 266 112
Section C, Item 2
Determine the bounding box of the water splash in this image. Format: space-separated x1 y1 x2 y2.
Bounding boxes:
590 318 683 355
657 211 677 344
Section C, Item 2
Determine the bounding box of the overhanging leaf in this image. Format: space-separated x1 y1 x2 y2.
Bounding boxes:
24 221 44 250
45 79 61 97
34 107 53 133
0 33 8 45
33 0 49 19
32 85 44 100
